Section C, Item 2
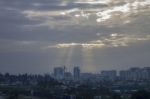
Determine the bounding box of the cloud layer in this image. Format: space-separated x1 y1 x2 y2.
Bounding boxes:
0 0 150 74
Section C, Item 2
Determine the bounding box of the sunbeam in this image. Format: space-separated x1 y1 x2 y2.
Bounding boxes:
82 47 96 72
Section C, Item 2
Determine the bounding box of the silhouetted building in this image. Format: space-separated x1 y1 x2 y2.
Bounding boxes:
119 67 150 81
54 67 65 80
101 70 117 81
64 72 72 80
73 67 80 80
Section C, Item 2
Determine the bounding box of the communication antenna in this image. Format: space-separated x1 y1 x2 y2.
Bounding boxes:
63 65 66 72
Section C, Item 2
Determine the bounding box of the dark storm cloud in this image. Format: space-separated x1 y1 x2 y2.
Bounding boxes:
0 0 132 42
0 0 63 10
0 0 108 41
0 0 107 11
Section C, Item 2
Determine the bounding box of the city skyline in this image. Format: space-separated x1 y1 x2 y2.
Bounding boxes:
52 66 150 82
0 0 150 74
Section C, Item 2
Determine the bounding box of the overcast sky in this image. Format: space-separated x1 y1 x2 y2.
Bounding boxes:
0 0 150 74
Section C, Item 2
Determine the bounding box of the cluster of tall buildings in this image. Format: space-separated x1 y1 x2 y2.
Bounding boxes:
101 70 117 81
99 67 150 81
52 66 150 81
97 67 150 81
119 67 150 81
53 66 80 80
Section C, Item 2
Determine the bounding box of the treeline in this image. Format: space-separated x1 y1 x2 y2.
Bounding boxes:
0 73 56 85
0 73 150 99
2 84 150 99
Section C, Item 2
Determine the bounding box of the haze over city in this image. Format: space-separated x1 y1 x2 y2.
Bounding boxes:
0 0 150 74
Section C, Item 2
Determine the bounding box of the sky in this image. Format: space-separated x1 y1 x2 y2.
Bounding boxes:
0 0 150 74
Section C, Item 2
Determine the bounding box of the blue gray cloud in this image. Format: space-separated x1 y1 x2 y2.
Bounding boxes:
0 0 150 74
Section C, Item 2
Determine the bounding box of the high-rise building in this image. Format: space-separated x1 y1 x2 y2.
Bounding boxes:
64 72 72 80
54 67 65 80
73 67 80 80
101 70 117 81
119 67 150 81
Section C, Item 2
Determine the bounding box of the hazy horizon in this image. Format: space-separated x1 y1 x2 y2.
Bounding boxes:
0 0 150 74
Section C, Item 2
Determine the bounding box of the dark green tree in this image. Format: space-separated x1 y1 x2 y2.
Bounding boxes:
7 93 19 99
131 90 150 99
111 93 121 99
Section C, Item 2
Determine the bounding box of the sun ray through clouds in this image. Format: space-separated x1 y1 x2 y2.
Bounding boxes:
64 46 76 69
53 48 69 66
81 47 96 72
